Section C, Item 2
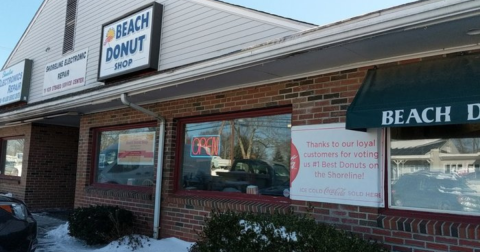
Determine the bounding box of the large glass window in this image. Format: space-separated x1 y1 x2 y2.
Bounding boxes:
94 125 157 187
1 138 24 177
179 109 291 197
390 125 480 215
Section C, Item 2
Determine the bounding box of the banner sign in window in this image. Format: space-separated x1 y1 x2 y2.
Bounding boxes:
118 132 156 165
290 123 384 207
43 48 88 95
98 3 163 81
190 135 220 158
0 59 32 106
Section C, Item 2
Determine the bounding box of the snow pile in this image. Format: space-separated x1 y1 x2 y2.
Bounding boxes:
240 220 297 242
43 223 194 252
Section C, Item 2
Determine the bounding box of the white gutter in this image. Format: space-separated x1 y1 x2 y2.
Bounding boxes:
1 0 480 122
120 94 164 239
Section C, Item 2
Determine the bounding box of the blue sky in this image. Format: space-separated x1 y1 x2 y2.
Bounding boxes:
0 0 413 68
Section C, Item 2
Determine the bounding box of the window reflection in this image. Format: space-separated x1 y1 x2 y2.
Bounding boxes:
181 112 291 197
390 127 480 214
95 127 156 187
2 139 24 177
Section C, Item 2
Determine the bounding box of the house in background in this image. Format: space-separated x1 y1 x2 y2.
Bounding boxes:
2 0 480 251
391 139 480 179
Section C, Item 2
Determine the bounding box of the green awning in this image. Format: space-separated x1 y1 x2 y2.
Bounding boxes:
346 54 480 130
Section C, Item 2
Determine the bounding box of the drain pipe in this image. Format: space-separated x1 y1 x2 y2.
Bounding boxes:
121 93 164 239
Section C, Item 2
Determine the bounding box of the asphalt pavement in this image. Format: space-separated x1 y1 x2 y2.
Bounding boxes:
33 212 69 252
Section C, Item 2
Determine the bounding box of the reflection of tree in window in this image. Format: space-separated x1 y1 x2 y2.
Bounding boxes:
233 115 291 161
6 139 24 157
452 138 480 154
184 115 291 163
3 139 24 176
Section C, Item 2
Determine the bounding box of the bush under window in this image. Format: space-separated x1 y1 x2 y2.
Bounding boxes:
190 210 387 252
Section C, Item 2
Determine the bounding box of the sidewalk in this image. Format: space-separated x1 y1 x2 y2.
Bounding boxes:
33 212 69 252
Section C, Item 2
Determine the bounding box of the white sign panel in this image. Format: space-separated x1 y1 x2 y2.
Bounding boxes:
43 49 88 95
290 123 384 207
98 3 162 81
0 60 32 106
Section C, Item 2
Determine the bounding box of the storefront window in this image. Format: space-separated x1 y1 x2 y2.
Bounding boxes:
95 125 157 187
390 125 480 215
1 138 24 177
179 109 291 197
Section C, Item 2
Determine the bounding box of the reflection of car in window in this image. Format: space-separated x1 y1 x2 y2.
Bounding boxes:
392 171 480 212
182 144 212 190
211 156 231 169
97 144 154 186
215 159 290 196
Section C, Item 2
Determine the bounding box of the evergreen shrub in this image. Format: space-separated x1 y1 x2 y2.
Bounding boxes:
68 205 135 245
190 210 387 252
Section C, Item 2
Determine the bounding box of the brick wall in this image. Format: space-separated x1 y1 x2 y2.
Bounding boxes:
75 52 480 251
159 67 368 241
25 124 79 211
76 109 158 235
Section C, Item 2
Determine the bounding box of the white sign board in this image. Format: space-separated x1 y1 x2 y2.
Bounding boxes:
98 3 162 81
0 60 32 106
117 132 156 165
43 49 88 95
290 123 384 207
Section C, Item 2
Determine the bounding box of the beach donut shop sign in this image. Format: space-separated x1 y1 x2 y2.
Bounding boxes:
98 3 163 81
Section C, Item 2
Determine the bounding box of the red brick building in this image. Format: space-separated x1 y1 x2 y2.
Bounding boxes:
2 0 480 251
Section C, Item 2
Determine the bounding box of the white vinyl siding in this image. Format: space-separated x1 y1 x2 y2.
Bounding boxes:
6 0 308 103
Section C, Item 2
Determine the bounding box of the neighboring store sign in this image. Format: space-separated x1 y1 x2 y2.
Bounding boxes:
98 3 163 81
290 123 384 207
346 55 480 130
382 105 480 126
0 59 32 106
43 49 88 95
117 132 156 165
190 135 220 158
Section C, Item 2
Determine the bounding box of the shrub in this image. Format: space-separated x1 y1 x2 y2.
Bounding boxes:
190 210 387 252
68 205 135 245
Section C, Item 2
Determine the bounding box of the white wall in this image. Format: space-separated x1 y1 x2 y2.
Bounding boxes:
6 0 313 104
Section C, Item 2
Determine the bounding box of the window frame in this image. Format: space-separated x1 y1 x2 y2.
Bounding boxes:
90 121 158 192
0 136 25 180
174 106 292 203
383 127 480 224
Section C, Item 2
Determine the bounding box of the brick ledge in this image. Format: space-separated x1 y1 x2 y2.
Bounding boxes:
378 215 480 239
84 186 153 200
166 193 292 213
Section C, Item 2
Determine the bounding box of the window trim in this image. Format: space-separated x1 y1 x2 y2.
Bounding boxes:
90 121 157 192
0 136 25 180
174 106 292 203
381 128 480 225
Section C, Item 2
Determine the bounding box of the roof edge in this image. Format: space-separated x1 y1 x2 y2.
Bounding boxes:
191 0 316 31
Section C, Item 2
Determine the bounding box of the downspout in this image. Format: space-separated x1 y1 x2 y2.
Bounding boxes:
120 93 164 239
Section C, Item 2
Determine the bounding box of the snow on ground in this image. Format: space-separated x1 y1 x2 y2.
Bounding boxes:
41 223 194 252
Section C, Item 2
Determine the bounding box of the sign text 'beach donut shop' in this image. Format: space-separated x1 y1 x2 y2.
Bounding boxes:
98 3 163 81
